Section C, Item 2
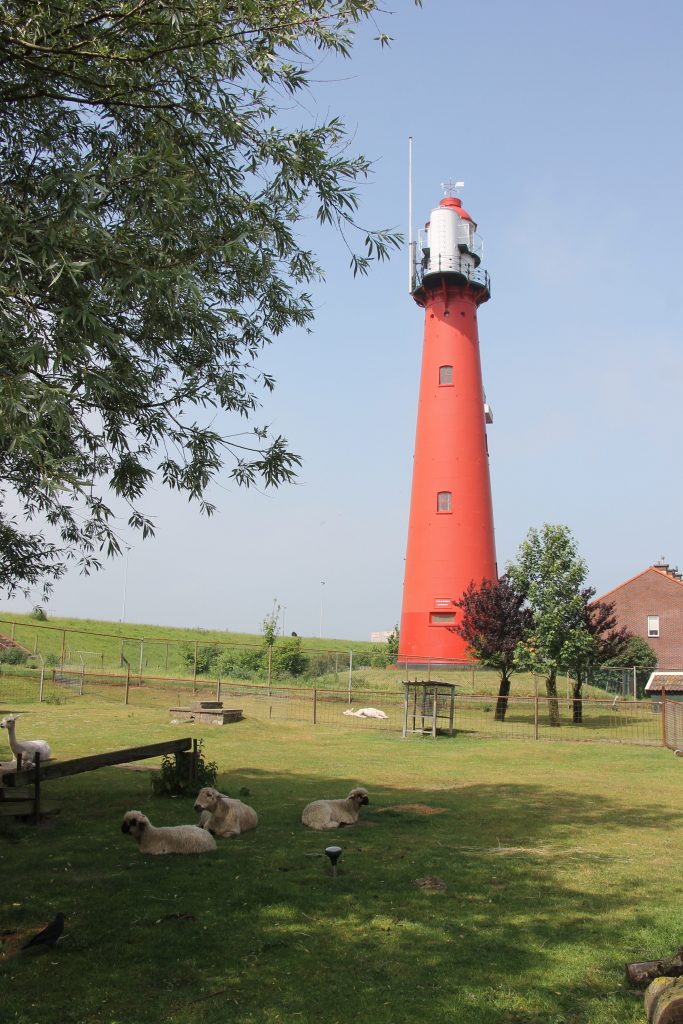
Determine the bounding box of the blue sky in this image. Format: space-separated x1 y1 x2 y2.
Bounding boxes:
5 0 683 640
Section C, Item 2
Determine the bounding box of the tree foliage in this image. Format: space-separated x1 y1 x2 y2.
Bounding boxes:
568 588 631 722
0 0 413 596
454 575 532 721
507 524 591 725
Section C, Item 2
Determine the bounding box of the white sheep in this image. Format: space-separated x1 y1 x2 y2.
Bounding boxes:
0 714 51 766
121 811 217 855
193 787 258 838
302 787 370 830
343 707 389 719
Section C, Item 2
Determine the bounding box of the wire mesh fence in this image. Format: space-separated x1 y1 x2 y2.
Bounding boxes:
0 668 667 748
663 697 683 753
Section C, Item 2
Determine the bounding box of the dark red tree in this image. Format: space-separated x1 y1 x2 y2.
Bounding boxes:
454 575 532 721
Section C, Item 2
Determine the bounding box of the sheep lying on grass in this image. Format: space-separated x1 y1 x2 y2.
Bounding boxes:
193 787 258 838
0 714 51 766
121 811 216 855
302 787 369 830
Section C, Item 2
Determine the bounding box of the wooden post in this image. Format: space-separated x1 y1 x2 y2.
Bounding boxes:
432 685 438 739
39 665 44 703
11 622 15 640
139 638 144 675
348 649 353 705
534 693 540 740
190 739 198 783
313 688 317 725
32 752 41 822
79 663 84 696
449 687 455 736
662 687 668 748
193 640 198 693
267 646 272 697
215 678 221 701
165 643 169 672
402 683 409 738
33 634 38 654
60 629 66 665
124 663 131 705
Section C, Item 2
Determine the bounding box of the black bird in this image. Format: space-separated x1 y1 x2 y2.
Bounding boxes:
21 912 65 951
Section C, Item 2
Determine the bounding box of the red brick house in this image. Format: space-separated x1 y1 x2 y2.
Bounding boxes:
596 560 683 670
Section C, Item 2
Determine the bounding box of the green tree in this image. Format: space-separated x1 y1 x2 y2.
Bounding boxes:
607 635 657 698
507 524 592 727
386 625 400 662
0 0 415 597
454 575 532 722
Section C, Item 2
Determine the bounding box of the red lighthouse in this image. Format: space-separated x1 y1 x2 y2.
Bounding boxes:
399 183 496 664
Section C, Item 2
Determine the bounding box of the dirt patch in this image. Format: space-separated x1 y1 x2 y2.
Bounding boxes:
378 804 448 816
415 876 447 892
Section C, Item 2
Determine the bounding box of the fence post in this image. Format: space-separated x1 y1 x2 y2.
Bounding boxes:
124 662 131 705
534 693 540 740
662 686 668 748
216 677 221 702
139 638 144 675
60 629 66 666
633 666 637 701
313 687 317 725
348 650 353 705
39 665 44 703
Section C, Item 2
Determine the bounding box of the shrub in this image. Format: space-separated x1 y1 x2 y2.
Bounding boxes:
151 740 218 798
216 646 266 679
30 605 48 621
0 647 29 665
179 642 220 676
271 636 308 677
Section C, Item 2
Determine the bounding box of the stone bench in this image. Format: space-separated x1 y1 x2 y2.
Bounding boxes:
169 701 243 725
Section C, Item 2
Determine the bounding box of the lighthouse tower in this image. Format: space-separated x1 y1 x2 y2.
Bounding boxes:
399 184 496 664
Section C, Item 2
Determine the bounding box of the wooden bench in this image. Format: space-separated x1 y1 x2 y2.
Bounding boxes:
0 737 196 824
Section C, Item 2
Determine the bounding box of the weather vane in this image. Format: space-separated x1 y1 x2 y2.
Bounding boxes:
441 179 465 197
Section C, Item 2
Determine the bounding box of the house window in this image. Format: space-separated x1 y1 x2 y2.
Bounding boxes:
648 615 660 638
437 491 452 513
439 365 453 386
430 613 455 625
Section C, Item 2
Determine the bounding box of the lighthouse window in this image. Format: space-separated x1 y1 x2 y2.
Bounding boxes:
437 491 452 513
439 365 453 386
430 613 456 625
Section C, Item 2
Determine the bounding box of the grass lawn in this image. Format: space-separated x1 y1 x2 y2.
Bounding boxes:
1 700 679 1024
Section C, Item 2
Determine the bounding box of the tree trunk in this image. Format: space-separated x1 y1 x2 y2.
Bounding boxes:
495 676 511 722
572 675 583 724
546 671 560 727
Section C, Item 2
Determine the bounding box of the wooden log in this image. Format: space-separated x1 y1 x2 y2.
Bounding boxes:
626 950 683 987
645 977 683 1024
